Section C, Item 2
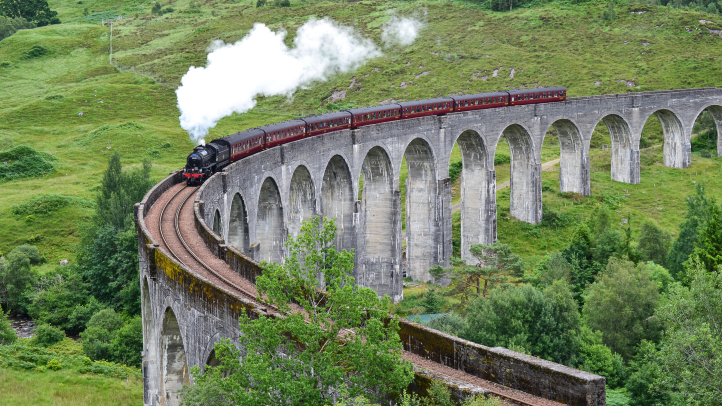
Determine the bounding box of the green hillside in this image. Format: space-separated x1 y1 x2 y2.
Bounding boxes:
1 0 721 265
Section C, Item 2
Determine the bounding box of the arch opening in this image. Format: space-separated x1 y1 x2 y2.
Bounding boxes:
456 130 494 264
288 165 317 239
692 106 722 158
601 114 639 184
403 138 438 282
321 155 355 251
502 124 540 224
652 109 688 169
256 177 285 263
212 209 223 237
550 120 586 195
359 146 398 299
228 193 250 254
142 278 158 403
160 307 189 406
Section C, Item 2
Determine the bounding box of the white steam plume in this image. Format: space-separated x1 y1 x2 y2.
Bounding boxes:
381 16 424 47
176 18 380 144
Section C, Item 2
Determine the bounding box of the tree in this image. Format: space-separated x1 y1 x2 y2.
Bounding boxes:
462 281 581 366
576 326 627 388
26 265 94 334
689 203 722 273
526 252 572 288
80 308 124 362
0 246 39 313
77 153 153 315
0 16 35 41
582 258 661 361
32 324 65 347
637 220 672 267
0 0 59 26
110 316 143 367
667 184 714 278
181 217 413 406
451 242 522 298
625 341 671 406
421 288 444 314
650 256 722 405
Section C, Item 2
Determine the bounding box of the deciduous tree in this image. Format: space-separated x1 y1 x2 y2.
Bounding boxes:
582 258 661 361
0 0 59 26
181 217 413 406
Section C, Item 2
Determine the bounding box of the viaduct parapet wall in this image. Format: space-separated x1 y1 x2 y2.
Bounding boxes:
137 88 722 406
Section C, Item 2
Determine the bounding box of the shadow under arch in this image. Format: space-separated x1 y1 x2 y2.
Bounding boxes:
455 129 496 263
228 193 249 254
212 209 223 237
160 306 189 406
647 109 689 169
256 177 285 263
599 114 639 184
141 277 158 404
321 155 355 251
547 119 587 195
502 124 540 224
403 138 439 282
359 146 398 299
288 165 317 239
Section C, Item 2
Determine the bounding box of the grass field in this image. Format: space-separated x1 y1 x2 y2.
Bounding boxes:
1 0 721 267
0 368 143 406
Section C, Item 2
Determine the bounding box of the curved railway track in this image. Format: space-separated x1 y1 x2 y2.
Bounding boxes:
158 185 260 305
151 184 559 406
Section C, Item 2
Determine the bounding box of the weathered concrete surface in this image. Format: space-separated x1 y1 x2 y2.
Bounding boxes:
193 87 722 294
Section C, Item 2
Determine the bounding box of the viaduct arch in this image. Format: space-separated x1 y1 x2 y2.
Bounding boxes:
137 88 722 406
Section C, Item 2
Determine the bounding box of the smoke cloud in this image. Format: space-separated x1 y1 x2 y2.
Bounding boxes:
381 16 424 47
176 18 380 144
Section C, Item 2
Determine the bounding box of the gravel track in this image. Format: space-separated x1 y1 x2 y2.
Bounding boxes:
146 183 264 307
404 352 564 406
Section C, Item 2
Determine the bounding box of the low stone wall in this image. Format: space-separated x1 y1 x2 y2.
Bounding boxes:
398 319 606 406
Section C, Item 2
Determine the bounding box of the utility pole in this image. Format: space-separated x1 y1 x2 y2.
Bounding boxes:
109 21 113 65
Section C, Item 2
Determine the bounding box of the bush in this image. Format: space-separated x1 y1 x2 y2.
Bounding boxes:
448 159 463 183
110 316 142 367
46 358 62 370
275 0 291 6
0 309 17 345
0 145 57 181
424 313 467 336
493 153 510 165
256 0 267 7
21 45 48 59
32 324 65 347
11 194 94 216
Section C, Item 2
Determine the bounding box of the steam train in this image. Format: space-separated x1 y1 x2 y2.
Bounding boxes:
183 87 567 185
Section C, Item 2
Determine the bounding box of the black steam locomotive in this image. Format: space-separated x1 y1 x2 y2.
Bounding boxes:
183 87 567 185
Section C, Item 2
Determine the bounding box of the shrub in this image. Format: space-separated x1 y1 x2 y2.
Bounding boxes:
32 324 65 347
256 0 267 7
0 309 17 345
81 309 124 362
0 145 57 181
110 316 142 367
21 45 48 59
46 358 62 370
448 159 462 183
275 0 291 6
493 153 510 165
11 195 94 217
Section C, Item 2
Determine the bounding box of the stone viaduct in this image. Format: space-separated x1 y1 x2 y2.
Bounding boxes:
136 87 722 406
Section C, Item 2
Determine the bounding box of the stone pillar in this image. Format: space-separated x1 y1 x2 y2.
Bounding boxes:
438 178 452 268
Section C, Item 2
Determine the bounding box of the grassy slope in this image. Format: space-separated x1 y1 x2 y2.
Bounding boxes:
1 0 721 266
0 368 142 406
